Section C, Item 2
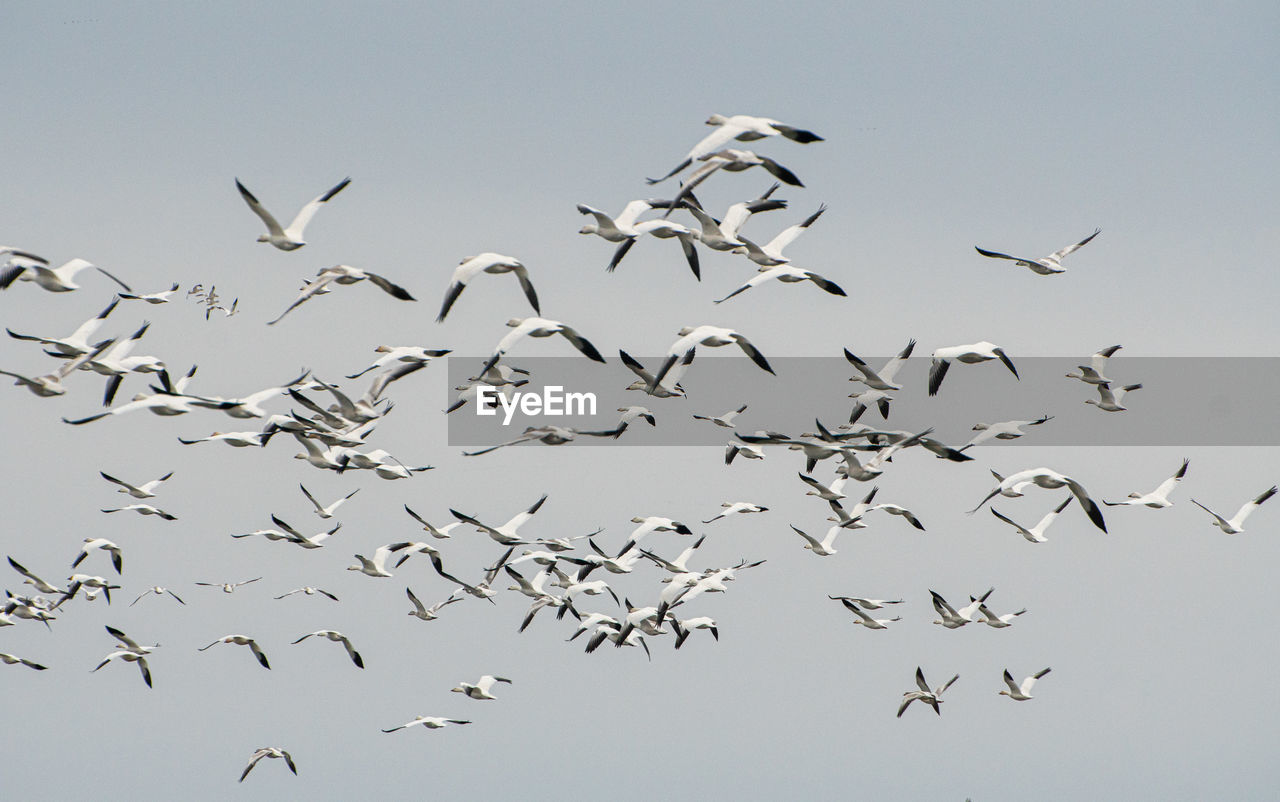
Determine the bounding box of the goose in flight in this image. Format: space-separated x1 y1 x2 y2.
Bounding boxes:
828 594 903 610
977 602 1027 628
604 219 703 279
648 114 823 184
732 204 826 266
837 598 901 629
714 264 846 304
1065 345 1122 384
976 228 1100 275
239 747 296 782
72 538 123 574
345 346 451 379
999 667 1051 700
1086 382 1142 412
130 586 186 606
382 716 472 733
844 339 916 393
6 296 119 357
347 543 413 577
198 635 271 670
451 494 548 546
483 317 606 370
970 467 1108 532
7 557 63 595
0 257 131 293
790 522 856 557
577 199 670 242
1191 486 1277 534
960 415 1053 451
99 470 173 499
725 442 766 464
451 675 512 700
462 425 623 456
405 587 462 621
693 404 748 428
100 503 177 521
403 506 461 539
299 484 359 519
0 652 47 671
437 253 540 322
991 497 1073 543
195 577 261 593
619 350 691 398
667 149 805 211
930 587 994 629
680 190 785 252
268 264 415 325
267 515 341 549
292 630 364 668
236 176 350 251
93 631 155 688
898 667 959 718
1105 459 1189 508
0 341 111 398
928 342 1018 396
274 587 339 602
117 283 180 304
650 325 773 392
703 502 768 524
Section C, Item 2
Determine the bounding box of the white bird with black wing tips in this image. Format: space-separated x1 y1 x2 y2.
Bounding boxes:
99 470 173 499
198 635 271 670
1086 382 1142 412
298 484 359 519
648 114 823 184
0 257 131 293
239 747 297 782
733 204 826 266
960 415 1053 451
898 667 959 717
383 716 472 733
976 228 1100 275
928 341 1018 396
268 264 415 325
6 296 119 357
72 538 122 574
970 467 1108 532
1105 459 1189 508
482 317 606 371
714 264 846 304
437 253 540 322
235 176 349 251
1191 485 1277 534
292 630 364 668
117 283 180 304
650 325 773 392
991 497 1073 543
704 502 768 524
1065 345 1122 384
999 667 1051 700
451 675 512 700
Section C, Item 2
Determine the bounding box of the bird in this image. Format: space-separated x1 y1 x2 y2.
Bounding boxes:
725 442 766 464
619 350 691 398
482 317 606 370
7 557 65 594
100 504 177 521
827 595 903 610
1191 486 1277 534
0 340 112 398
405 587 462 621
789 523 852 557
451 675 512 700
970 468 1108 532
865 503 926 531
347 543 414 578
274 587 339 602
1065 345 1123 384
292 630 364 668
99 470 173 499
975 228 1100 275
382 716 472 733
714 265 846 304
606 219 702 279
898 667 959 717
451 494 548 546
672 616 719 649
960 416 1053 451
93 626 157 687
236 176 350 251
999 668 1051 700
461 425 624 457
195 577 262 593
650 325 773 392
990 497 1073 543
928 342 1018 396
732 204 826 266
117 282 180 304
665 149 805 212
72 538 123 574
1105 459 1189 508
0 653 47 671
6 295 120 357
615 406 657 431
1086 382 1143 412
130 586 186 606
239 747 297 782
929 588 993 629
693 404 748 428
298 484 359 519
0 257 131 293
837 598 901 629
977 603 1027 628
198 635 271 669
576 198 668 242
345 346 451 379
647 114 823 184
437 253 540 322
268 264 415 325
403 506 462 539
703 502 768 524
844 339 916 394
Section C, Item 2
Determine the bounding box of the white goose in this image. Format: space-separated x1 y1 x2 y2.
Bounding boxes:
403 505 461 539
960 415 1053 450
999 667 1051 700
405 587 462 621
789 523 849 557
733 204 826 266
1065 345 1122 384
484 317 606 369
72 538 123 574
268 264 415 325
347 543 413 577
970 468 1108 532
236 176 350 251
1191 486 1277 534
451 494 548 546
897 667 959 718
99 470 173 499
1086 382 1142 412
100 504 177 521
703 502 768 524
451 675 512 700
437 253 540 322
382 716 471 733
647 114 823 184
0 653 47 671
693 404 748 428
1105 459 1189 508
928 342 1018 396
198 635 271 670
299 484 359 519
976 228 1100 275
990 497 1073 543
6 296 119 357
292 630 363 668
0 342 110 398
837 598 901 629
650 325 773 392
0 257 131 293
239 747 297 782
118 283 180 304
714 264 846 304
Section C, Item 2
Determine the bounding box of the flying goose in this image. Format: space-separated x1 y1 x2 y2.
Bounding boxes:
236 176 350 250
999 667 1051 700
268 264 415 325
897 667 959 717
1191 486 1277 534
1104 459 1189 508
928 342 1018 396
0 257 131 293
648 114 823 184
990 497 1073 543
976 228 1100 275
239 747 297 782
437 253 540 322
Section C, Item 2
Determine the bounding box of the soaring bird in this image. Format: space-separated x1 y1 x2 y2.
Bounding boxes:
437 253 540 322
236 176 350 251
975 229 1100 275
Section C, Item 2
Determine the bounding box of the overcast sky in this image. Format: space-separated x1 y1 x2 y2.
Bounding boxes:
3 3 1279 800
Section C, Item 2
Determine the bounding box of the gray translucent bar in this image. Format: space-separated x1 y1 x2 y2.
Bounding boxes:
445 356 1279 448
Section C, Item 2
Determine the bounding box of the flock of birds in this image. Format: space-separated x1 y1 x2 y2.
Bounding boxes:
2 112 1275 784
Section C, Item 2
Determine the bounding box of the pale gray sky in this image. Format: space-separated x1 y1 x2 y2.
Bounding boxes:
3 3 1279 800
